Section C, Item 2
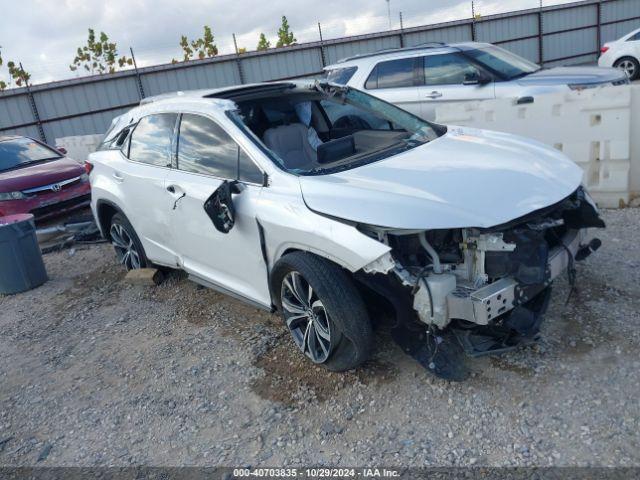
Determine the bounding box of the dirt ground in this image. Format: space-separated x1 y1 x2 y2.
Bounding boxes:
0 208 638 467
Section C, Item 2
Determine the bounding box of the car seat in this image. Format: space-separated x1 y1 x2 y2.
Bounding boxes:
263 123 317 169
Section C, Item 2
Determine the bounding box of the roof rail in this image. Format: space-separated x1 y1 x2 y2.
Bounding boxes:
336 42 449 64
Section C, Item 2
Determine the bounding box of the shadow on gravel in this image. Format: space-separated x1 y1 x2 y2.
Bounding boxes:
53 261 125 316
250 334 398 405
132 270 400 405
558 274 634 356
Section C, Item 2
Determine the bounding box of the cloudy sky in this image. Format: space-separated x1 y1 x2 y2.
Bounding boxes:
0 0 575 85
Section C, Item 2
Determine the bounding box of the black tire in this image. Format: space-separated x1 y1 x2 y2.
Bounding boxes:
271 251 373 371
614 56 640 81
109 212 148 270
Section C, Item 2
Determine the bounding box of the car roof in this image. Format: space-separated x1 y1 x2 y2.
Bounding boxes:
325 41 490 69
139 81 302 107
117 81 314 123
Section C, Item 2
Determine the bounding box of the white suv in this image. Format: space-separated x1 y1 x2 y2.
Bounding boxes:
89 81 603 380
325 42 628 120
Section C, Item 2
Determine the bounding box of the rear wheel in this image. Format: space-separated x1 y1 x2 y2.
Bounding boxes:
614 56 640 80
272 252 373 371
109 213 148 270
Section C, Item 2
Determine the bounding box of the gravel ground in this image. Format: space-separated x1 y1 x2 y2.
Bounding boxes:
0 208 638 467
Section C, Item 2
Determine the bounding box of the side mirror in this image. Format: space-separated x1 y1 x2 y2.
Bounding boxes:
204 181 236 234
463 71 491 85
56 146 68 155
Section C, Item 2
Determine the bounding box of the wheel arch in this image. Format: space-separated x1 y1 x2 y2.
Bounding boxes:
269 246 355 304
614 54 639 63
95 199 125 238
613 55 640 68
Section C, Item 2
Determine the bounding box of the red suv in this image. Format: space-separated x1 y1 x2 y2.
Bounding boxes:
0 135 91 223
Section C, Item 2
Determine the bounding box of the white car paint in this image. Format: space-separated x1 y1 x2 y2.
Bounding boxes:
89 90 393 309
89 82 596 342
299 127 583 230
326 42 628 120
598 27 640 80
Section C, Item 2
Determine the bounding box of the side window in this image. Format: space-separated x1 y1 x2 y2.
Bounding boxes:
239 150 264 184
423 53 479 86
178 113 263 183
325 66 358 85
629 32 640 41
128 113 177 166
365 57 416 89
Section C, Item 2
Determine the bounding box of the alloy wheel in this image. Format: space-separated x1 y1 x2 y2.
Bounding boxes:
110 222 141 270
617 59 636 78
281 271 333 363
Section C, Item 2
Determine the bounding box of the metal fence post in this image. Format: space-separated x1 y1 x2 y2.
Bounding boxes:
399 12 405 48
21 63 46 144
318 22 326 67
232 34 246 84
538 1 545 66
596 0 602 51
471 1 477 41
130 47 146 100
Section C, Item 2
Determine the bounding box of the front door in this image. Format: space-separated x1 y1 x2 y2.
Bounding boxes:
165 113 271 307
417 52 495 121
362 56 423 117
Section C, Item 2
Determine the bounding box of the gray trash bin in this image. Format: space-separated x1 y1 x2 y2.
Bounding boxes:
0 213 48 294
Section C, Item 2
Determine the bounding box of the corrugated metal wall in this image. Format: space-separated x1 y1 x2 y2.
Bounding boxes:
1 0 638 144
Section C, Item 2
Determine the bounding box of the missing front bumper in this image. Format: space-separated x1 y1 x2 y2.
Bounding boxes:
442 229 583 326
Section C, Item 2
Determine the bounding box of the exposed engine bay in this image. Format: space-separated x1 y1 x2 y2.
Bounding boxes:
358 186 604 380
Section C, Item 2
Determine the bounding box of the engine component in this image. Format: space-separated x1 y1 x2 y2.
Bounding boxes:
413 273 457 327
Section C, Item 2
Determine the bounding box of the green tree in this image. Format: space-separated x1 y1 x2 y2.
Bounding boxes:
0 46 31 90
69 29 132 74
257 33 271 51
0 46 5 90
7 61 30 87
276 16 296 47
174 26 218 62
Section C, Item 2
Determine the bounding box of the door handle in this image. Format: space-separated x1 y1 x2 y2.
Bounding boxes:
516 96 534 105
172 193 186 210
112 172 123 182
425 91 443 99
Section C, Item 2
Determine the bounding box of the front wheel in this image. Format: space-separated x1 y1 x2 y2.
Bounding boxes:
109 213 148 270
272 252 373 371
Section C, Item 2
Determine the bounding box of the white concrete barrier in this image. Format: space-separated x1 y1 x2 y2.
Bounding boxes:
54 134 103 164
435 85 640 208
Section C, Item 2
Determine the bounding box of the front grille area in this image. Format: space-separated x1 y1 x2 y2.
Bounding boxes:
30 194 91 220
22 176 82 196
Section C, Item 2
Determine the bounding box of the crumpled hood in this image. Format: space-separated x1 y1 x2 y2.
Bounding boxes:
299 127 583 229
518 66 627 86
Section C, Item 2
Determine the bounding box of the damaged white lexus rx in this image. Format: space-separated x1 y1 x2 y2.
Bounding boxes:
89 81 604 380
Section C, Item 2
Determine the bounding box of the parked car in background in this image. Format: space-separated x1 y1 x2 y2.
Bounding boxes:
599 27 640 80
88 81 604 380
0 135 91 223
324 42 630 119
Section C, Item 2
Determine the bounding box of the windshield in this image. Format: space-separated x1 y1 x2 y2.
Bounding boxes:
0 137 62 172
464 45 540 80
230 83 443 176
324 66 358 85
